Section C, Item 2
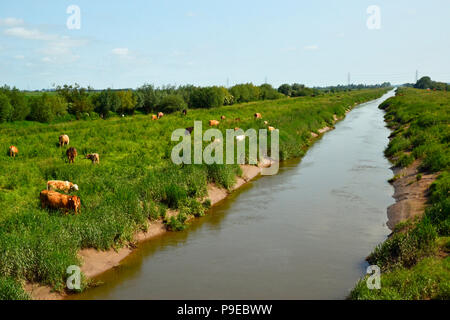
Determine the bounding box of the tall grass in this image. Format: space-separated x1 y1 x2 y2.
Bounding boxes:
0 89 388 298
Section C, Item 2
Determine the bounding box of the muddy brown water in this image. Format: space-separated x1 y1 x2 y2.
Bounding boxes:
71 90 396 300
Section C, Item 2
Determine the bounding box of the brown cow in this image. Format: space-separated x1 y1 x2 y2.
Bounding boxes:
254 113 262 119
47 180 79 193
151 114 158 120
182 109 187 116
40 190 81 214
234 127 241 131
66 147 77 164
59 135 69 147
268 126 276 132
158 112 164 119
221 115 226 120
209 120 220 126
9 146 19 158
264 121 268 125
86 153 100 164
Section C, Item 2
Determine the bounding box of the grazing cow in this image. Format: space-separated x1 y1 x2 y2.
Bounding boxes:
264 121 268 125
209 120 220 126
66 147 77 164
182 109 187 116
185 127 194 135
221 115 226 120
268 126 276 132
158 112 164 119
47 180 79 193
40 190 81 214
234 127 240 131
86 153 100 164
254 113 262 119
59 135 70 147
152 114 158 120
9 146 19 158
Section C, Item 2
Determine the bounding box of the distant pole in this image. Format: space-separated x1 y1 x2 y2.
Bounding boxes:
265 76 268 84
347 72 351 86
226 78 229 88
415 70 418 82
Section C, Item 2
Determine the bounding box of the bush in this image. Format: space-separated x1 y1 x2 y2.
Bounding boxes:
189 86 225 109
0 92 12 123
157 94 186 114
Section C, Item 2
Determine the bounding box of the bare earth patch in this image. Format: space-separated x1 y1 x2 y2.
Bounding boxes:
387 160 439 230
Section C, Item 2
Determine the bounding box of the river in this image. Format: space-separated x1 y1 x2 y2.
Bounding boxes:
72 90 396 300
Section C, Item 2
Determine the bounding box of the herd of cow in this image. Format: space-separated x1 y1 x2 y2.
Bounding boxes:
7 134 101 215
6 112 274 216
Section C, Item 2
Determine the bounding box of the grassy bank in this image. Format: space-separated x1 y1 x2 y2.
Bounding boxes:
0 89 388 299
350 88 450 300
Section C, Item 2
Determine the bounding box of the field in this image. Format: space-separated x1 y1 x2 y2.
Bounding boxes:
350 88 450 300
0 89 388 299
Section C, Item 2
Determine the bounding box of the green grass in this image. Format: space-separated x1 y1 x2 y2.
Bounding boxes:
0 89 388 299
351 88 450 300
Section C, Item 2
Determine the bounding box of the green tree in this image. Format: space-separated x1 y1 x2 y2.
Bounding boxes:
414 76 433 89
189 86 224 109
0 92 12 123
157 94 187 113
9 88 30 121
28 93 67 123
116 90 137 115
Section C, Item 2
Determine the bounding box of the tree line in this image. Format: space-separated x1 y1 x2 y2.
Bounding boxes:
0 81 390 123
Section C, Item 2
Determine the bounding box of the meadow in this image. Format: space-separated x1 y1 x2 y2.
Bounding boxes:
350 88 450 300
0 89 388 299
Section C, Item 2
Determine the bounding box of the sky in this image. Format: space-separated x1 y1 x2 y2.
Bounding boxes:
0 0 449 90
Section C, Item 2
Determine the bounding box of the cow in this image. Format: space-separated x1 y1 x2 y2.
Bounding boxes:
40 190 81 215
254 113 262 119
221 115 226 120
234 127 240 131
152 114 158 120
158 112 164 119
185 127 194 135
9 146 19 158
59 135 70 147
209 120 220 126
268 126 276 132
47 180 79 193
86 153 100 164
264 121 268 125
182 109 188 116
66 147 77 164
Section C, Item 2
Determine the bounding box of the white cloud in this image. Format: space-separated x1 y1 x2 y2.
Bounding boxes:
4 27 55 41
0 17 24 27
304 44 319 50
14 55 25 59
112 48 129 56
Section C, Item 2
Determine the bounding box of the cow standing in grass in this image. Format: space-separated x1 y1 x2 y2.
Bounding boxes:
209 120 220 126
66 147 77 164
40 190 81 215
158 112 164 119
59 135 70 147
9 146 19 158
86 153 100 164
47 180 79 193
254 113 262 119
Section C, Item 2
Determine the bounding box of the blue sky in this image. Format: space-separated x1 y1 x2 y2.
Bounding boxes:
0 0 449 90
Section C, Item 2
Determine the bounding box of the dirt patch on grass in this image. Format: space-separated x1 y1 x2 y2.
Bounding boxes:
387 160 439 230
